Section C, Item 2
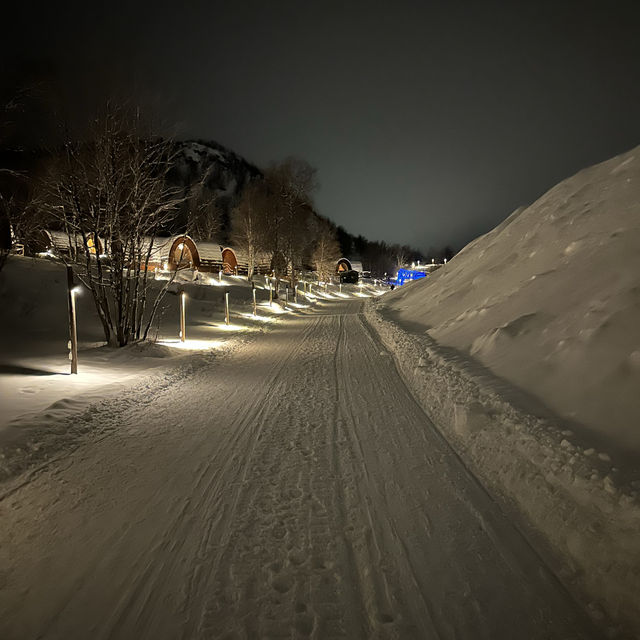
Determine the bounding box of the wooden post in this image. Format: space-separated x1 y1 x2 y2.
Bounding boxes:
66 266 78 375
252 284 257 316
180 291 186 342
225 290 230 325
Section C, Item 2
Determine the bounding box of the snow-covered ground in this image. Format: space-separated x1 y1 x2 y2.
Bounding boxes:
0 296 600 639
0 257 380 480
380 146 640 455
372 145 640 635
2 149 640 640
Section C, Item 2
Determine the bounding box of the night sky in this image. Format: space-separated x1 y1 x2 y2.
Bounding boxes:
2 0 640 253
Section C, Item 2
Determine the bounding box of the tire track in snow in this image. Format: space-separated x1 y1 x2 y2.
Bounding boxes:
324 304 598 639
0 299 600 640
102 315 327 640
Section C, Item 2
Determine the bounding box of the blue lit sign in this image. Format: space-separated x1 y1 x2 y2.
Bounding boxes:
396 268 427 286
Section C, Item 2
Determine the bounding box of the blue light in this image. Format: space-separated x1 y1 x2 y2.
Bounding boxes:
396 268 427 286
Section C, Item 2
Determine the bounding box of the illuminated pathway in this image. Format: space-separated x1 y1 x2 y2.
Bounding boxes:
0 300 598 639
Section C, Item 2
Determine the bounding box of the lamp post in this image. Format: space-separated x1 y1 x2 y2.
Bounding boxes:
179 291 186 342
66 266 78 374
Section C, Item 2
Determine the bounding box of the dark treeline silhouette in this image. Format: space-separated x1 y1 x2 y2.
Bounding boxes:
0 97 446 279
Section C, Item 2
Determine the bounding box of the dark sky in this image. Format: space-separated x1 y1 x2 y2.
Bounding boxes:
2 0 640 253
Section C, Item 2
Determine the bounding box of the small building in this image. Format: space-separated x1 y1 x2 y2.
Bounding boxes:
150 235 271 275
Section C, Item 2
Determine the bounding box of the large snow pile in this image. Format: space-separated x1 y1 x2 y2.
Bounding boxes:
383 146 640 455
369 146 640 634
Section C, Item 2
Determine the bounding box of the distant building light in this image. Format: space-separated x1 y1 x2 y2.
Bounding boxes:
396 268 427 286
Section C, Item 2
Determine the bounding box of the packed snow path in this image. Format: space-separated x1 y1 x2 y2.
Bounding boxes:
0 300 598 639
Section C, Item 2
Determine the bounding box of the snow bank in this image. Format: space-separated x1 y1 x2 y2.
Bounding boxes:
367 308 640 633
369 146 640 634
382 146 640 455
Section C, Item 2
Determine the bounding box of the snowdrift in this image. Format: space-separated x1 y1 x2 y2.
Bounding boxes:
371 146 640 635
384 146 640 454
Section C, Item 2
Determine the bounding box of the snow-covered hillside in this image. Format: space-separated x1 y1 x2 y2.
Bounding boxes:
382 146 640 454
169 139 261 222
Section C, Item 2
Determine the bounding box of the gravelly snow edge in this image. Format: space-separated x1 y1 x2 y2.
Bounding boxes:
365 301 640 637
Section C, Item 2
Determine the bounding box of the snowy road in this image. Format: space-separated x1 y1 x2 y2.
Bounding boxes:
0 300 598 639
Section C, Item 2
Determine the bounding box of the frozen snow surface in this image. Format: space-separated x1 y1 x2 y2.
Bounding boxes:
373 145 640 635
1 144 640 637
381 146 640 454
0 295 602 640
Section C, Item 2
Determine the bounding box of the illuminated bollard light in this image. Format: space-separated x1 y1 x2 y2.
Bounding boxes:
66 265 79 374
225 290 230 325
252 284 257 316
180 291 187 342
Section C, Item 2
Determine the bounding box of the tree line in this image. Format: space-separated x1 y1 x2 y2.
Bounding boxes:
1 102 437 346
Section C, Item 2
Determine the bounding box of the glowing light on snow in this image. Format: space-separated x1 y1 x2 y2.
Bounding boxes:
260 302 290 314
158 339 223 350
240 312 276 323
212 322 246 331
208 278 225 287
287 302 310 309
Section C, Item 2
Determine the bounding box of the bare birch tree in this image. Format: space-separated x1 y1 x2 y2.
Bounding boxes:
41 103 183 346
312 221 341 283
231 179 267 279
